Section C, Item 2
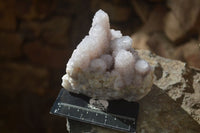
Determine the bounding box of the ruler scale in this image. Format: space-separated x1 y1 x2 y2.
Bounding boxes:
50 88 139 133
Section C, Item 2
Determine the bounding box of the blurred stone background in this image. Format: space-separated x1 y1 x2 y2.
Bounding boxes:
0 0 199 133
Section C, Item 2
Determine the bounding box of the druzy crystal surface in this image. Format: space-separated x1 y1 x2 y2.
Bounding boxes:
62 10 153 101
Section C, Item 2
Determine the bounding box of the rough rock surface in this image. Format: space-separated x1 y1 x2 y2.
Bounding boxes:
174 40 200 69
66 50 200 133
138 50 200 125
164 0 200 42
62 10 153 101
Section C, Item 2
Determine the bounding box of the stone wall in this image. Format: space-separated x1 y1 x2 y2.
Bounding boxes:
0 0 199 133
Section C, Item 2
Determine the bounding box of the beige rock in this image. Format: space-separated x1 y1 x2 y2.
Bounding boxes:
167 0 200 30
132 32 175 59
165 0 200 41
164 12 185 42
132 32 150 50
177 40 200 69
138 50 200 124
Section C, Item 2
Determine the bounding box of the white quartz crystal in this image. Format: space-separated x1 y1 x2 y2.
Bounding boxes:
62 9 153 101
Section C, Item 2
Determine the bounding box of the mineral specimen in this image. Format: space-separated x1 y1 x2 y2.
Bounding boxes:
62 9 153 101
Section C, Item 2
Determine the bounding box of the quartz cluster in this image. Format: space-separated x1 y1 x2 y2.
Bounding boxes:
62 10 153 101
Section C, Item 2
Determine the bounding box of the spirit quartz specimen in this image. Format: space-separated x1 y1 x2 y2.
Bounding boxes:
62 9 153 101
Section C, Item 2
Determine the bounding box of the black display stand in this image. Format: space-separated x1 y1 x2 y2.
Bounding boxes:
50 88 139 133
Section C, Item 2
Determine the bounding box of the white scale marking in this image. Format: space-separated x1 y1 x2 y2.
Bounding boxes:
80 114 84 120
104 119 107 124
58 103 135 131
